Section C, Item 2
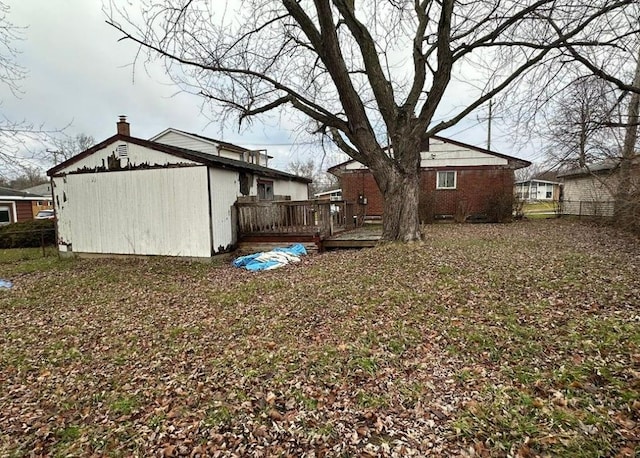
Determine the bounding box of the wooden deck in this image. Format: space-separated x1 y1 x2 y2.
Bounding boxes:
322 225 382 249
235 200 381 251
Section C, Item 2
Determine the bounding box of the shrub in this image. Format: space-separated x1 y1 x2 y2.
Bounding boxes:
484 193 514 223
0 219 56 249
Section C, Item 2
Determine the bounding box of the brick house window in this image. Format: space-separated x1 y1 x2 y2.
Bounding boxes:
0 206 10 225
257 179 274 200
436 171 456 189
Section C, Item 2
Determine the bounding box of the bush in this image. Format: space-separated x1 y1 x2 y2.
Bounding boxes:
0 219 56 248
484 193 514 223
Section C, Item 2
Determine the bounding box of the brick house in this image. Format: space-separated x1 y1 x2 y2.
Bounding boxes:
328 136 530 222
0 187 47 225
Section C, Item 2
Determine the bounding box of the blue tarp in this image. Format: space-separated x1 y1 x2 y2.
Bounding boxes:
232 244 308 271
0 279 13 289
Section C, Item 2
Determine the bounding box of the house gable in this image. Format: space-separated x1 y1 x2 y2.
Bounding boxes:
332 136 530 174
422 137 509 167
150 128 271 166
151 128 230 157
49 138 199 175
47 135 311 184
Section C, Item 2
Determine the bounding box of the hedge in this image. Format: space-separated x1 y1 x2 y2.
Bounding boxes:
0 219 56 249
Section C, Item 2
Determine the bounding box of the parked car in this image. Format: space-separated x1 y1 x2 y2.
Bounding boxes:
35 209 55 219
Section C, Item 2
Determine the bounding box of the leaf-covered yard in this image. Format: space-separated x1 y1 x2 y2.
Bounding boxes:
1 220 639 457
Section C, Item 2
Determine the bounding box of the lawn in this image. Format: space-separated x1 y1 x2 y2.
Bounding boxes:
1 220 639 457
521 202 561 219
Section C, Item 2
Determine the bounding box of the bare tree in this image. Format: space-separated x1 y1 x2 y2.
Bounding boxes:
48 133 95 164
0 165 47 189
287 157 339 195
107 0 639 241
0 2 63 181
543 76 624 169
515 163 549 183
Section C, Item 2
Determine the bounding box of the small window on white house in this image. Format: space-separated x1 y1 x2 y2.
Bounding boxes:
0 206 10 225
257 180 274 200
436 171 456 189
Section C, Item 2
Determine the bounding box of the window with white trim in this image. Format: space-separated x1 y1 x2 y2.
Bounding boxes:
0 206 10 225
436 171 456 189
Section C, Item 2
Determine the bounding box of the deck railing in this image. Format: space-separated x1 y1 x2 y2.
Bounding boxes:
236 199 355 237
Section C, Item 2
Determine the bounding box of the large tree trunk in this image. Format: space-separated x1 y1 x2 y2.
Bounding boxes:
379 169 422 241
369 135 424 242
615 46 640 227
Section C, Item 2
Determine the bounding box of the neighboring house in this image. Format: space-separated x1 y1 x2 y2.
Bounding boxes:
47 117 310 258
21 183 54 217
314 189 342 201
0 187 47 225
328 136 530 221
557 157 640 217
514 179 562 202
150 128 271 167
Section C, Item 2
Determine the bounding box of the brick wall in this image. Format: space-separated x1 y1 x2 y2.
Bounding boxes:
16 201 34 222
340 167 515 221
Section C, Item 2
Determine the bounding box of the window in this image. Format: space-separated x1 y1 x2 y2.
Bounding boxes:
546 183 553 199
436 171 456 189
257 179 274 200
0 206 10 225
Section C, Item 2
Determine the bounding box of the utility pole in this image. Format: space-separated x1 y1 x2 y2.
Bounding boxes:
487 99 492 151
477 99 499 151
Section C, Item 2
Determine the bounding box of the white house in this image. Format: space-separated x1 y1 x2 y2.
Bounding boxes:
557 158 640 217
47 117 310 258
314 189 342 201
150 128 272 167
514 179 562 202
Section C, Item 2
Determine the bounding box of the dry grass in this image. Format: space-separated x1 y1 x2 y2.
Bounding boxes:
1 220 638 457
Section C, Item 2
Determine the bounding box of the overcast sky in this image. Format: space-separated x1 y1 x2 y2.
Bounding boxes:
2 0 528 174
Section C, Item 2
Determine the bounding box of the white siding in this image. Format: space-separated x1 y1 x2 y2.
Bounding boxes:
515 180 558 201
57 141 198 173
218 148 245 162
273 179 309 200
153 130 245 161
562 175 616 217
209 168 239 252
343 138 508 170
421 141 507 167
54 167 212 257
153 131 219 155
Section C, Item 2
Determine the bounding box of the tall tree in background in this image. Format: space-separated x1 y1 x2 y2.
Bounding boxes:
49 133 95 163
287 158 339 195
108 0 639 241
0 1 62 180
0 165 47 189
544 76 622 169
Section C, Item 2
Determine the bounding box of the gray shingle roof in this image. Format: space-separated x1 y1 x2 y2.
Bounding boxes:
0 186 46 198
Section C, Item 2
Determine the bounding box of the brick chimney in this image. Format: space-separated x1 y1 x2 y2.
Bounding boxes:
117 115 130 136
